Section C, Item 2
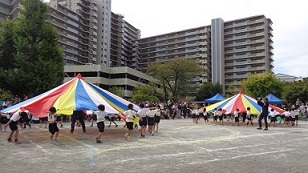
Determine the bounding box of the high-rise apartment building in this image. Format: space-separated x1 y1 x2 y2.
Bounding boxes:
136 26 211 86
110 12 140 68
136 15 273 93
0 0 22 21
49 0 110 65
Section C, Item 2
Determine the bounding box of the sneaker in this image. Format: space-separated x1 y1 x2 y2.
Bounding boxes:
256 127 262 130
263 128 268 130
108 125 111 127
60 124 63 127
151 132 155 136
124 133 128 140
8 138 12 142
96 139 102 143
116 125 118 127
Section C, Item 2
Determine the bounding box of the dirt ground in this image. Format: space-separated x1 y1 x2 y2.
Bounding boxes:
1 119 308 173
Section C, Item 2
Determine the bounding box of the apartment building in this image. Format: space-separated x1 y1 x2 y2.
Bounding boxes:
110 12 140 68
136 15 273 93
0 0 22 21
136 26 211 86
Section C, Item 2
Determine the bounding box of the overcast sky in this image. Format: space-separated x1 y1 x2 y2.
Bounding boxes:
111 0 308 77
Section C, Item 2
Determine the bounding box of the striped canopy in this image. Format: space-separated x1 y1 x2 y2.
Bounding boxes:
205 92 284 115
0 74 139 117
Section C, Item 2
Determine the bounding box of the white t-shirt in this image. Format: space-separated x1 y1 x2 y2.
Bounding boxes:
48 113 57 122
124 109 135 122
234 111 239 117
146 110 157 118
136 108 149 118
269 111 277 118
10 111 21 122
283 111 290 117
95 110 108 122
247 110 251 116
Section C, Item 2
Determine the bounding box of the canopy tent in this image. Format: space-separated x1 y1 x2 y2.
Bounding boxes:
204 93 225 104
266 94 284 105
205 92 284 115
0 74 140 117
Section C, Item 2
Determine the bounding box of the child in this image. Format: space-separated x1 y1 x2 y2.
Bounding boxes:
213 108 218 126
246 107 253 126
154 105 161 133
94 104 108 143
5 107 27 144
283 109 291 127
136 103 148 137
48 107 59 141
124 104 136 140
233 109 240 126
269 109 277 127
202 107 209 125
146 106 157 136
218 108 224 126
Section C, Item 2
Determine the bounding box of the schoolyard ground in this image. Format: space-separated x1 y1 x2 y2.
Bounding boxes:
1 119 308 173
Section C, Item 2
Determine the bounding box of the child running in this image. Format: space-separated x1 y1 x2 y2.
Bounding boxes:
95 104 108 143
136 103 148 137
48 107 59 142
124 104 136 141
146 106 157 136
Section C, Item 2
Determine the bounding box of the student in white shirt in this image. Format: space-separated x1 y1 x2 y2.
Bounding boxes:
146 106 157 136
246 107 253 126
124 104 136 141
136 103 148 137
5 107 27 144
232 108 240 126
95 104 108 143
48 107 59 141
269 109 278 127
283 109 291 127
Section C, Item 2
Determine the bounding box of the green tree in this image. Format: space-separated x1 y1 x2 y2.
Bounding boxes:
147 58 202 102
109 86 125 98
0 0 64 97
242 72 284 98
0 18 16 72
282 81 308 105
195 82 223 101
131 84 160 103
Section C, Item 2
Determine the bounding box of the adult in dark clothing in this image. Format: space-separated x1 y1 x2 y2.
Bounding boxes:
70 110 86 133
257 98 269 130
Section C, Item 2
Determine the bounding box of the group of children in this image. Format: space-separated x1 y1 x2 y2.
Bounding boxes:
123 103 161 141
189 106 301 128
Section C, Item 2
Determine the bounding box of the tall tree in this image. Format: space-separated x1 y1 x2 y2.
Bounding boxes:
147 58 202 102
242 72 284 98
195 82 223 101
2 0 64 97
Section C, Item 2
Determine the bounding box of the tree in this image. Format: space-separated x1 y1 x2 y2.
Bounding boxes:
147 58 202 102
0 0 64 97
282 81 308 105
130 84 160 103
109 86 125 98
195 82 223 101
242 72 284 98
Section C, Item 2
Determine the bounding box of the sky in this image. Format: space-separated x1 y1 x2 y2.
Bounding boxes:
111 0 308 77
